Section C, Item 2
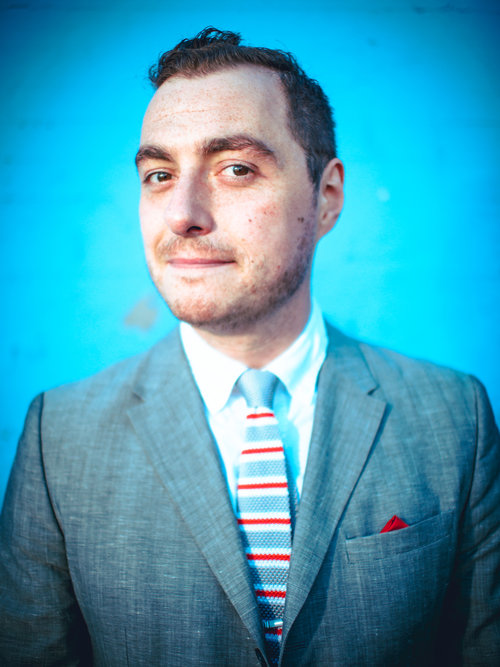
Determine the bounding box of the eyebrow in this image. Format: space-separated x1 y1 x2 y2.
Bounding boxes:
135 145 173 168
201 134 277 162
135 134 277 169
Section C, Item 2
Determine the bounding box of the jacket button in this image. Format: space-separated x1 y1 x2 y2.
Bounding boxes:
255 648 266 666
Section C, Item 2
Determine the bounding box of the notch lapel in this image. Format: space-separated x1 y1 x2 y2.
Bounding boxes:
127 331 265 653
283 326 387 641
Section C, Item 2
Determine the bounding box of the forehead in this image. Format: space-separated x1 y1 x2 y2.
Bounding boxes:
140 65 293 148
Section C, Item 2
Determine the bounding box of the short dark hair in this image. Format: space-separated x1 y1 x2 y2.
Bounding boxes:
149 27 337 187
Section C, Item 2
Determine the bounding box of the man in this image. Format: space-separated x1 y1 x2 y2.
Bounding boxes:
1 27 499 666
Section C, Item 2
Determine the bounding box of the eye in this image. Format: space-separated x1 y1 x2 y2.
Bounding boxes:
229 164 252 177
145 171 172 184
220 163 255 181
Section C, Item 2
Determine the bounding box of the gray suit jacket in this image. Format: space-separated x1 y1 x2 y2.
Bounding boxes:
1 325 499 666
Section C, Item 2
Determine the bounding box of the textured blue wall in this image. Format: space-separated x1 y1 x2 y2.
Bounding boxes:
1 0 499 501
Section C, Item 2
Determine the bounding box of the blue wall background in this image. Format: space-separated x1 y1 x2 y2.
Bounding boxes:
1 0 499 501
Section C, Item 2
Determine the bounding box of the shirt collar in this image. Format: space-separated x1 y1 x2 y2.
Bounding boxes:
265 300 327 410
180 299 327 414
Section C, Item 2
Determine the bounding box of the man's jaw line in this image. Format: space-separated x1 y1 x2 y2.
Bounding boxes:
184 285 313 369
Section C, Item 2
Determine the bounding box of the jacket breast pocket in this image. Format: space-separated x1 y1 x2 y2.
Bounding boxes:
345 510 454 563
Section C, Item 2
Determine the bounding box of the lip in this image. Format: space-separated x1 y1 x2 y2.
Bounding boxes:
168 257 235 268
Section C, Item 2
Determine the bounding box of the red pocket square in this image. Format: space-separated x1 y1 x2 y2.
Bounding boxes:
380 515 409 533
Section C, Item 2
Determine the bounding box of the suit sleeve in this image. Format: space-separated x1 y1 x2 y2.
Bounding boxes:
437 378 500 665
0 394 92 666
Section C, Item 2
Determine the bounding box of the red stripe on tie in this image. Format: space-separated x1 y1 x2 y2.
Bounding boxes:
247 412 275 419
265 628 283 636
241 446 283 455
255 589 287 598
246 553 290 561
237 518 291 525
237 482 288 490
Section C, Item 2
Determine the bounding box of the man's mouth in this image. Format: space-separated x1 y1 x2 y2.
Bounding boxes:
167 257 235 268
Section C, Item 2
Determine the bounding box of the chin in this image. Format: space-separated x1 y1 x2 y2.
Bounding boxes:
155 256 312 333
166 297 242 330
165 290 298 335
169 300 223 328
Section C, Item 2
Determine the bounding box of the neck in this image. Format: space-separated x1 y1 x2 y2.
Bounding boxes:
191 293 312 368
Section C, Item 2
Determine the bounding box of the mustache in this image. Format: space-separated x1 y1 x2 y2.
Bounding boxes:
156 237 236 261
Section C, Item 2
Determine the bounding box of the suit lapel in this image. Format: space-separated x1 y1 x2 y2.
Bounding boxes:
127 331 265 653
283 326 387 640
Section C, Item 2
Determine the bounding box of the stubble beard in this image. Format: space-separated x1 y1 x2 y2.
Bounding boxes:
148 216 318 335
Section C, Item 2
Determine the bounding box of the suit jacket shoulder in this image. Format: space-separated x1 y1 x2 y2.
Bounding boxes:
325 321 486 427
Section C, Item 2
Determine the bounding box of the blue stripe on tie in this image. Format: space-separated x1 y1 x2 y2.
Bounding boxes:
249 567 289 588
238 496 290 514
245 424 282 441
240 460 285 477
255 597 285 617
242 532 291 549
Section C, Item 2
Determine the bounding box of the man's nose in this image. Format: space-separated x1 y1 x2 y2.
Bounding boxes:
163 174 214 237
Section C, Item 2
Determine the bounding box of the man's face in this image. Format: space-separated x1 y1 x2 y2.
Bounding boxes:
137 65 327 334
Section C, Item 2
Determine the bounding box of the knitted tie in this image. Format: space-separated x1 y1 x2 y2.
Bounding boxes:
236 370 292 665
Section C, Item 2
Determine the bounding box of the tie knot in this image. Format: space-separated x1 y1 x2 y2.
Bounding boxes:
237 369 278 410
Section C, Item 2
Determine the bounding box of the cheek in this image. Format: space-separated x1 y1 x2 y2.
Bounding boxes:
259 202 280 225
232 205 282 264
235 201 296 268
235 201 281 237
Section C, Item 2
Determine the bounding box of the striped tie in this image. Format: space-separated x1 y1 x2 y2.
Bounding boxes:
236 370 292 665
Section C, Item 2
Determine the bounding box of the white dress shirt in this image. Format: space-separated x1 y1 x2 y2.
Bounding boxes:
179 300 328 511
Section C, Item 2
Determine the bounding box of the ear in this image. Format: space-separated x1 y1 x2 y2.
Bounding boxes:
315 158 344 241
